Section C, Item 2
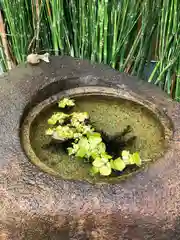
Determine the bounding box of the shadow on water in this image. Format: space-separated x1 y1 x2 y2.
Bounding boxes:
42 124 136 158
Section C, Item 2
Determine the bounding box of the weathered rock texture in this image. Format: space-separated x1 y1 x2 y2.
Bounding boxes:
0 56 180 240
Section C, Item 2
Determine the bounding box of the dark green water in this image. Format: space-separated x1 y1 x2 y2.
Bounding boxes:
30 95 165 182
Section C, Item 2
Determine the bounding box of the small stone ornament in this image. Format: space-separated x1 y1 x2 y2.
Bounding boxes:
27 52 50 65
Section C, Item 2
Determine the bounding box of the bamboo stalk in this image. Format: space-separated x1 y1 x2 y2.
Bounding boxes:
0 0 179 100
0 10 15 70
175 59 180 101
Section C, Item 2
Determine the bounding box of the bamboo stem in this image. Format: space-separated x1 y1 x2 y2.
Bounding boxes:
0 10 15 70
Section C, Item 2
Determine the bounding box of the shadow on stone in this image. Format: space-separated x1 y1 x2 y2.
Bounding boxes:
1 212 180 240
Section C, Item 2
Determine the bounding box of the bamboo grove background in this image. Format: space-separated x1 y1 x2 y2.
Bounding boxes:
0 0 179 101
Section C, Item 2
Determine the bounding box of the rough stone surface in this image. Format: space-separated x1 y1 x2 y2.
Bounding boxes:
0 56 180 239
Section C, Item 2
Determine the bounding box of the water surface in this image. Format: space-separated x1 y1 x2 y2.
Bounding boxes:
30 95 165 182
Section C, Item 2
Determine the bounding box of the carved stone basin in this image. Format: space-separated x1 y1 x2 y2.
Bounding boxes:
0 56 180 239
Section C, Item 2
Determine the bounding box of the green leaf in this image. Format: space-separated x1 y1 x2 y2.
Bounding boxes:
48 116 58 125
72 142 79 148
90 166 99 175
97 142 106 153
76 148 87 158
71 112 89 123
112 158 126 171
47 112 68 125
57 113 69 124
67 147 75 155
45 128 53 135
75 137 90 158
88 132 101 137
122 150 130 161
110 159 115 169
78 137 90 150
101 153 112 160
99 163 112 176
130 152 142 166
58 98 75 108
88 133 102 149
73 133 82 139
92 159 104 168
68 143 79 155
55 125 74 140
91 151 100 160
81 125 93 134
88 136 101 145
101 157 109 164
